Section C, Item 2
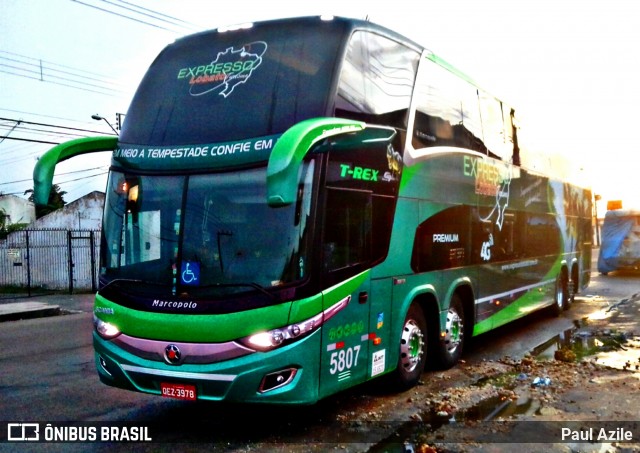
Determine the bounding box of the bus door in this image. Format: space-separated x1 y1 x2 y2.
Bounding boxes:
318 270 372 398
315 126 401 397
265 119 400 396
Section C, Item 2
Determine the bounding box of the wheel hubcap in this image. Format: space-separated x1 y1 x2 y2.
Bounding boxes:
556 279 564 309
400 319 424 372
444 308 463 353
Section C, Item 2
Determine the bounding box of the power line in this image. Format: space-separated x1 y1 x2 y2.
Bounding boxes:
0 67 123 97
0 69 125 97
56 170 109 186
105 0 201 31
0 120 20 144
0 109 118 153
0 116 117 147
0 166 110 187
0 117 115 136
71 0 196 33
0 108 108 128
0 51 128 97
1 170 109 197
0 125 86 139
0 149 45 167
0 116 117 171
0 51 126 88
0 126 87 145
0 136 59 145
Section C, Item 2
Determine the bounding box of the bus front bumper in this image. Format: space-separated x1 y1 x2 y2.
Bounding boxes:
93 330 322 405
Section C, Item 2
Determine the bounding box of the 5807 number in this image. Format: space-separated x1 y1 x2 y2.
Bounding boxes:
329 345 361 375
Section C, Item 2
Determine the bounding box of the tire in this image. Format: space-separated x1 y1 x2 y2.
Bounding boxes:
566 266 579 310
388 304 427 391
434 294 465 369
551 272 568 316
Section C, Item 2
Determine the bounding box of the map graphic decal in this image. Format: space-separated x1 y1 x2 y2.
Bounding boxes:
183 41 267 98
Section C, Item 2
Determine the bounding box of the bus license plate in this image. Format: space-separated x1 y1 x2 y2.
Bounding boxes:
160 382 197 401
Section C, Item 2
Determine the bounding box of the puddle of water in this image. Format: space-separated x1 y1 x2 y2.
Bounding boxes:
367 395 541 452
531 320 630 363
450 394 539 422
369 308 640 452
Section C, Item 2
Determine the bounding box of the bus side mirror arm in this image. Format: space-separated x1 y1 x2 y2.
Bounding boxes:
33 136 118 206
266 118 365 207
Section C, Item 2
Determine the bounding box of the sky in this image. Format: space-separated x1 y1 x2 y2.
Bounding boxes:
1 0 638 212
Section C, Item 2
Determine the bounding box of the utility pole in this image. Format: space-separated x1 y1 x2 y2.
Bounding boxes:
594 194 601 247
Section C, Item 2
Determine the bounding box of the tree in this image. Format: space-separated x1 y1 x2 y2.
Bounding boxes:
25 184 67 218
0 207 29 240
0 207 8 231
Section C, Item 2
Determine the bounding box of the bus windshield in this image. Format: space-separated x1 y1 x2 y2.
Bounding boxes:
100 161 316 297
119 19 346 146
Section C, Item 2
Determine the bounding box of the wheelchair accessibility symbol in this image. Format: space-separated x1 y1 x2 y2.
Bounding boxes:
180 261 200 286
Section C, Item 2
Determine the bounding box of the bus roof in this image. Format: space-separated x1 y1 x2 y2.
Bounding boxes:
198 15 423 52
188 15 489 104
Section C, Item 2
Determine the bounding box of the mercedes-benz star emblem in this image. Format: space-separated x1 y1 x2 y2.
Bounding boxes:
164 344 181 364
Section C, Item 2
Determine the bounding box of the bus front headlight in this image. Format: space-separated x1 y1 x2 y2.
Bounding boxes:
93 314 121 339
238 295 350 352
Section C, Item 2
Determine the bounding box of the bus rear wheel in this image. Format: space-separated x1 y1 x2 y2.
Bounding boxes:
389 304 427 390
551 272 568 316
567 266 579 309
434 294 465 369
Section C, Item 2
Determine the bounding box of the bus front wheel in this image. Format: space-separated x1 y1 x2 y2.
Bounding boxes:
389 304 427 390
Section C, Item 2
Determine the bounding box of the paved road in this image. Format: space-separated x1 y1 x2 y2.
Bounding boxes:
1 250 638 451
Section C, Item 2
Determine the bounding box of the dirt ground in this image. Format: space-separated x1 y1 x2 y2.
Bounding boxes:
397 294 640 453
239 283 640 453
252 293 640 453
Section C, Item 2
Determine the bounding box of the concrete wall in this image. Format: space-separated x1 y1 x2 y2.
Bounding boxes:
0 195 36 225
31 191 104 230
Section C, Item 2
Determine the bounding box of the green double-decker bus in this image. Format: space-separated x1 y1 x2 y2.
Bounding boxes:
33 16 592 404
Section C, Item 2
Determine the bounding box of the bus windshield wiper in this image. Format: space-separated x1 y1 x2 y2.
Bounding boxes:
217 230 233 273
100 278 169 292
102 278 275 300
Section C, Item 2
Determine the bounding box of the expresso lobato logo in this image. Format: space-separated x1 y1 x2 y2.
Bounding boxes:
177 41 267 98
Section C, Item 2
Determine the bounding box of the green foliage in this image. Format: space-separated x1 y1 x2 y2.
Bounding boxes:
0 222 29 240
24 184 67 218
0 207 8 231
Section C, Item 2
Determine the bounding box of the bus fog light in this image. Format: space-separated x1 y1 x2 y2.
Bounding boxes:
93 314 121 339
259 368 298 393
98 355 113 376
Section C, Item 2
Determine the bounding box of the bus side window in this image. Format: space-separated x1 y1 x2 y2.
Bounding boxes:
334 30 418 130
524 212 561 258
479 91 509 161
491 213 516 261
323 189 372 272
412 59 484 153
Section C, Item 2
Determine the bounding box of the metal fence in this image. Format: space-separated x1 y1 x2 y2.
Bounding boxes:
0 229 100 298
